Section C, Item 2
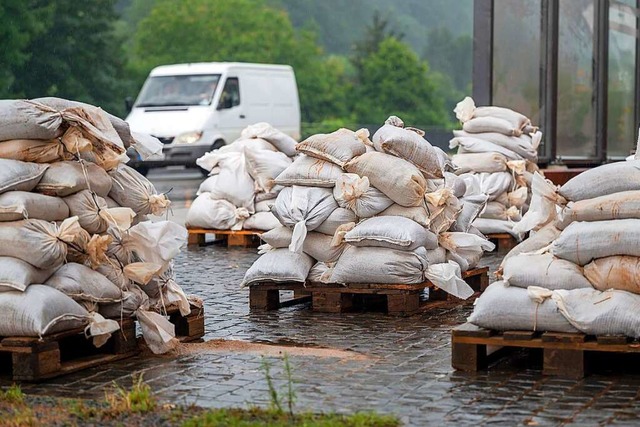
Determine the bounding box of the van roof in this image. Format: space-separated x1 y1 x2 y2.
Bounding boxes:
149 62 293 76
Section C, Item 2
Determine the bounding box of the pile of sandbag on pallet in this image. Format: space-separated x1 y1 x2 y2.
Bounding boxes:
469 158 640 337
449 97 542 241
0 97 196 354
242 116 495 299
186 123 297 231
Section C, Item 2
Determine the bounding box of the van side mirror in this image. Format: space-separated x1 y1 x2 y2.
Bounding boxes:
125 97 133 113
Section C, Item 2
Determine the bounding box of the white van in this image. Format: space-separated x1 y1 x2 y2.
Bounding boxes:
125 62 300 173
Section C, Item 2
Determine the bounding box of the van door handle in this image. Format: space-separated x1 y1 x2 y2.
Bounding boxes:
239 114 246 119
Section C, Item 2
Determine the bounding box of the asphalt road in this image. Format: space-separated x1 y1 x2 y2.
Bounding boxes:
146 166 204 225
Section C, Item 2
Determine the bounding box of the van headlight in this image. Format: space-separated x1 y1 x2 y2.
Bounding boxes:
175 131 203 144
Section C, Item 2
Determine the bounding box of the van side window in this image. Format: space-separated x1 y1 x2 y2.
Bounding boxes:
218 77 240 109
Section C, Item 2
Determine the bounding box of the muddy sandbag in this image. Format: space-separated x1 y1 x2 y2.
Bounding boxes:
556 191 640 230
559 160 640 202
314 207 357 236
45 263 122 303
241 248 314 287
261 228 345 263
275 155 343 188
468 282 577 332
0 139 69 163
243 212 281 231
503 254 592 290
452 130 539 161
100 284 149 318
552 219 640 266
450 136 522 160
377 203 430 227
186 194 249 230
453 153 508 174
35 161 112 197
108 164 170 216
245 149 292 193
0 191 68 222
240 122 298 156
0 257 55 292
584 256 640 294
333 173 393 218
345 152 427 207
344 216 438 250
371 120 443 178
296 128 367 167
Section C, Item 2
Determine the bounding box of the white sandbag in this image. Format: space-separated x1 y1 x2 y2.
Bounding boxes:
552 219 640 266
196 138 277 172
553 288 640 337
296 128 367 166
333 173 393 218
197 175 218 196
458 173 482 198
255 199 274 213
452 153 508 174
462 116 523 137
260 226 293 248
129 131 163 160
240 122 298 156
559 160 640 202
513 173 563 234
501 223 561 267
468 282 578 332
261 230 345 263
450 136 522 160
477 172 514 201
426 247 447 264
503 254 592 290
452 130 538 161
454 97 530 130
425 188 462 234
343 216 438 250
479 201 520 221
0 257 54 292
274 155 343 188
243 212 281 231
308 262 332 283
443 172 467 198
0 284 121 338
108 164 170 216
136 309 179 354
584 256 640 294
45 263 122 303
329 246 429 284
0 191 68 222
439 232 495 269
451 194 488 233
255 186 282 203
508 187 528 210
245 149 292 193
345 152 427 207
372 119 443 178
377 203 430 227
271 186 337 252
556 191 640 230
35 161 112 197
473 218 523 240
127 221 188 271
207 152 255 209
241 248 314 286
424 261 475 299
314 207 357 236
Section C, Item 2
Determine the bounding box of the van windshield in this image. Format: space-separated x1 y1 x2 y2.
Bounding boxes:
135 74 221 107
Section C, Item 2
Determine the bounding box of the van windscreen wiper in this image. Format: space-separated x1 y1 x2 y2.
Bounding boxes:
136 102 194 107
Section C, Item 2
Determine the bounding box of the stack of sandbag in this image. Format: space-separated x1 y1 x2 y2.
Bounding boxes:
0 97 196 354
186 123 297 231
470 160 640 337
449 97 543 241
242 116 495 300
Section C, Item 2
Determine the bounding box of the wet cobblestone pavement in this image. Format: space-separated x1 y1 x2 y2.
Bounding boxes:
6 246 640 426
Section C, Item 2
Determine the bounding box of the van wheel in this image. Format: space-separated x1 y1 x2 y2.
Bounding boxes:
198 139 225 177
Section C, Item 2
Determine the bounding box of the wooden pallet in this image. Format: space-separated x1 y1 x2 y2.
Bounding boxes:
187 228 262 247
486 233 518 252
249 267 489 316
451 323 640 379
0 318 138 382
166 304 205 343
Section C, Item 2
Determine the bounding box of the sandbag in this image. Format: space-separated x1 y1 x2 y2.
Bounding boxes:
452 130 538 161
439 232 495 270
274 155 343 188
584 256 640 293
0 257 54 292
556 191 640 230
451 194 488 233
197 175 218 196
45 263 122 303
559 160 640 202
345 152 427 207
477 172 514 200
377 203 430 227
0 100 66 141
333 173 393 218
372 120 443 178
100 284 149 318
443 172 467 198
453 153 507 174
241 248 314 287
64 190 114 234
343 216 438 250
255 199 274 213
450 136 522 160
479 202 520 221
501 223 561 267
552 219 640 266
245 149 292 193
195 138 276 171
35 161 112 197
243 212 281 231
0 159 48 195
207 152 255 209
296 128 367 167
454 97 530 131
271 186 337 252
462 116 523 137
503 254 592 290
240 122 298 156
108 164 170 216
473 218 523 240
261 229 345 263
0 139 68 163
314 207 357 236
126 221 187 271
468 282 577 332
425 188 462 234
308 262 332 283
0 191 68 222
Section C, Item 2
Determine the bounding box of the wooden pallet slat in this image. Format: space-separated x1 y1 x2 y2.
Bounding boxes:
187 228 262 247
486 233 519 253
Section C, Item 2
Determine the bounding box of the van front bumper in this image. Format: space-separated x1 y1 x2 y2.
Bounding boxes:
127 144 211 168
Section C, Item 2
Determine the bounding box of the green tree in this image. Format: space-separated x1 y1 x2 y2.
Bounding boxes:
423 27 472 93
351 11 403 77
10 0 128 116
352 37 450 128
0 1 52 98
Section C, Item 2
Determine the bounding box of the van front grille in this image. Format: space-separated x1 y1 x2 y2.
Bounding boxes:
155 136 174 145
